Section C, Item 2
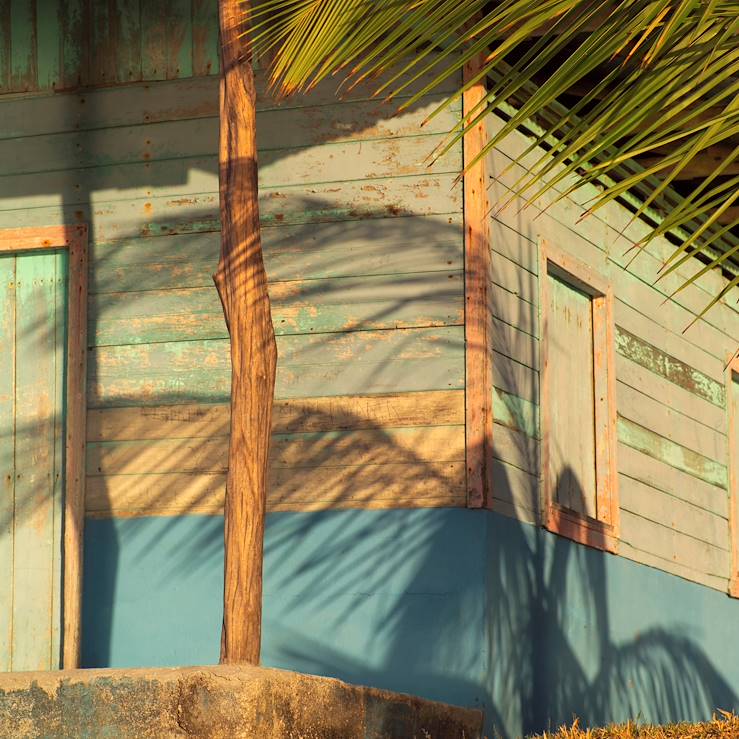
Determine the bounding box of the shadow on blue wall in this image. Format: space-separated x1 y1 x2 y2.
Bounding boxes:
82 469 739 738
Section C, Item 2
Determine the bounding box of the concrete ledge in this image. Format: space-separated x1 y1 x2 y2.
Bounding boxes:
0 664 483 738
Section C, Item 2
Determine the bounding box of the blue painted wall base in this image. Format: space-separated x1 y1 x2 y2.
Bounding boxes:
82 509 739 738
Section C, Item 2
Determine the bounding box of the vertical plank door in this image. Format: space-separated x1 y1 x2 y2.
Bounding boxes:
546 272 598 519
0 249 67 671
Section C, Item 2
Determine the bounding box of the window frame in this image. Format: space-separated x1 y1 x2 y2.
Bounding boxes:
727 354 739 597
0 225 88 667
538 240 619 553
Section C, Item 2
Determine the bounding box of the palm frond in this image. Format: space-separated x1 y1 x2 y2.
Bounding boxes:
250 0 739 311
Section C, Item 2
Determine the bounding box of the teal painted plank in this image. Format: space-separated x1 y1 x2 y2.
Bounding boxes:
0 68 460 140
89 272 464 346
617 416 728 490
492 387 538 440
615 327 725 409
88 326 465 407
191 0 218 76
12 250 60 670
89 0 114 85
0 0 10 92
90 215 463 293
140 0 167 80
166 0 192 79
116 0 143 84
58 0 87 88
35 0 60 90
50 249 67 664
10 0 37 91
0 105 461 178
0 254 15 671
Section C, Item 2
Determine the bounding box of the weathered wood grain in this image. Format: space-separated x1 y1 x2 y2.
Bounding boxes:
617 416 727 489
90 215 463 294
89 272 464 346
618 444 728 518
86 460 466 517
87 390 465 441
492 350 539 404
0 253 15 670
620 473 728 550
88 327 465 407
9 0 36 91
620 509 729 578
616 327 725 408
493 387 538 439
616 352 726 432
617 381 726 463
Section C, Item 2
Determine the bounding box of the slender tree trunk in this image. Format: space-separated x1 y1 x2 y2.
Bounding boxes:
215 0 277 665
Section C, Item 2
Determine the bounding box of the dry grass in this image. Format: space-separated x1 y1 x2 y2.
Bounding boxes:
531 712 739 739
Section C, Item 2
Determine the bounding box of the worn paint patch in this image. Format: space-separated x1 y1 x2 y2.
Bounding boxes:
616 328 725 408
617 416 727 489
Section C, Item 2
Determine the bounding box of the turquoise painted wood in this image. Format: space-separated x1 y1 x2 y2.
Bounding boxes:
0 248 67 671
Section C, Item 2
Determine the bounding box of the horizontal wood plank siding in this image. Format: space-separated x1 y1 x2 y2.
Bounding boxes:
0 56 466 518
485 112 739 593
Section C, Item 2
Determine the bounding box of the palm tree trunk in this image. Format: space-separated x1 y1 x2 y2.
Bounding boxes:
215 0 277 664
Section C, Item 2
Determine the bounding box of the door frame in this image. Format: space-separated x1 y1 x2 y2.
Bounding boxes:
0 224 88 669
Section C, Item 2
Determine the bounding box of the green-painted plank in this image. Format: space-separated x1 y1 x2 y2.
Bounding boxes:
116 0 142 84
0 100 461 178
89 0 114 85
90 215 463 293
49 249 67 664
57 0 87 88
0 67 460 140
493 387 538 440
0 0 10 92
35 0 60 90
140 0 167 80
0 254 15 671
617 416 727 490
615 327 725 408
166 0 192 79
12 250 59 670
88 326 465 407
10 0 37 91
89 272 464 346
191 0 218 76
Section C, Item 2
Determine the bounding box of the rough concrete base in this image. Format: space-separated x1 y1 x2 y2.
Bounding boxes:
0 664 483 738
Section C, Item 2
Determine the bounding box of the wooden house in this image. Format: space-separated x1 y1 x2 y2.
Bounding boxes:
1 3 738 736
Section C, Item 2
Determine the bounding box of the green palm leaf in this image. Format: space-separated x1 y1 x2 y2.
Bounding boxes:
250 0 739 316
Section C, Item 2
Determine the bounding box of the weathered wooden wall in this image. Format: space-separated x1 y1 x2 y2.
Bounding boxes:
485 113 739 592
0 0 219 92
0 63 467 517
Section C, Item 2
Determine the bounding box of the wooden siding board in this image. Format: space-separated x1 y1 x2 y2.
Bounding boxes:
617 379 725 463
615 327 724 408
620 473 728 550
491 284 538 339
618 443 728 518
614 299 721 382
491 350 538 404
88 327 465 407
87 390 465 442
0 0 10 92
140 0 167 81
617 416 727 489
35 0 60 90
616 353 726 433
0 254 15 670
57 0 87 89
491 316 538 371
191 0 218 77
620 509 729 579
9 0 36 91
492 388 538 439
11 251 59 670
89 215 463 293
88 272 464 347
165 0 192 80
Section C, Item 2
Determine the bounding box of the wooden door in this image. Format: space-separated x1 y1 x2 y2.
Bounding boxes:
0 248 69 671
